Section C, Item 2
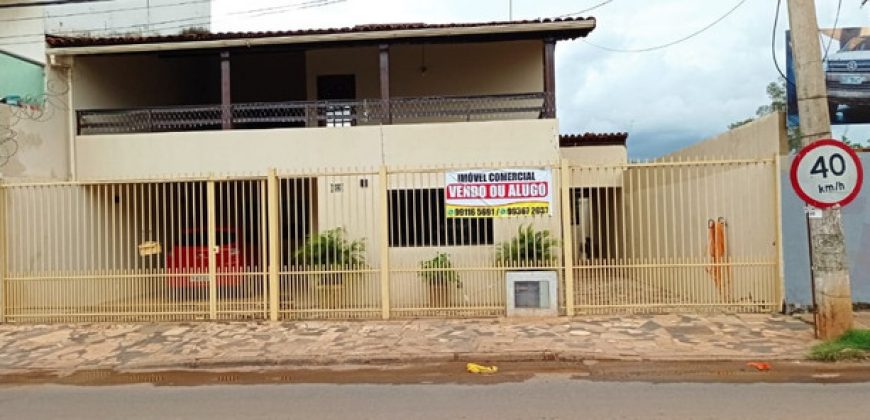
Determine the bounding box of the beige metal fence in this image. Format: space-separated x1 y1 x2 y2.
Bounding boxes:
0 157 782 323
565 157 783 314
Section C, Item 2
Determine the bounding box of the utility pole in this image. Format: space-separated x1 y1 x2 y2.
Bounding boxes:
787 0 853 339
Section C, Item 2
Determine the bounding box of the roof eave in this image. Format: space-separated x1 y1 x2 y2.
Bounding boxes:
46 19 596 56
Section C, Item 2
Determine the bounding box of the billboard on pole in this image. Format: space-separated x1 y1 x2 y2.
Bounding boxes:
787 27 870 126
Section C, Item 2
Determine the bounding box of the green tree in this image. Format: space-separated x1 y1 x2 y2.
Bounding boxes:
730 79 801 151
841 135 867 150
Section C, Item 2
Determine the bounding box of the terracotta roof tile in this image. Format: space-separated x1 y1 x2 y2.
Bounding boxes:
46 17 595 48
560 132 628 147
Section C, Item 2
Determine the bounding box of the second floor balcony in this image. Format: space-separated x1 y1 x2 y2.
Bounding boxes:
53 21 580 137
76 92 554 135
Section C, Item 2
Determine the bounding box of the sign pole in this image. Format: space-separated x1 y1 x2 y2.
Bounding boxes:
787 0 853 339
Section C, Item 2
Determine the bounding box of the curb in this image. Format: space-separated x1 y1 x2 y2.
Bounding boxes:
112 350 811 372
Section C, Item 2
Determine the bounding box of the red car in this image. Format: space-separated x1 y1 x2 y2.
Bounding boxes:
166 227 257 289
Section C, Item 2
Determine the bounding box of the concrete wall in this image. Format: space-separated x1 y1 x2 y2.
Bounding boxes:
782 152 870 305
0 66 71 181
664 112 788 160
560 145 627 166
389 41 543 97
232 51 306 103
75 119 560 180
610 113 786 306
304 40 543 101
73 54 220 109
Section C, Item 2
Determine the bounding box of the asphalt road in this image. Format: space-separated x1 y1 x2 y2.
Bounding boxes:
2 376 869 420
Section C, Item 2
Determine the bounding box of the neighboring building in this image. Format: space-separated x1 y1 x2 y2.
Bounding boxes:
44 0 212 37
2 0 213 173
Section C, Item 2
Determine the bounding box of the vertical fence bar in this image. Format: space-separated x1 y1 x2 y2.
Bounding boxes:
773 154 785 311
207 180 218 320
0 184 6 323
560 160 575 316
267 169 280 321
378 166 391 319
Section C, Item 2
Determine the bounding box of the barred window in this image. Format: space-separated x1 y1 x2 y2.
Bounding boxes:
388 188 493 247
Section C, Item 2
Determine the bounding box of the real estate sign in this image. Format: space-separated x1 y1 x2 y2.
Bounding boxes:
444 168 553 218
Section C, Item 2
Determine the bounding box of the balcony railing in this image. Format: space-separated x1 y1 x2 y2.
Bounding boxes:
76 92 554 135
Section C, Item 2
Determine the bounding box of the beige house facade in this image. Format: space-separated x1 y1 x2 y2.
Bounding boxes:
0 18 784 323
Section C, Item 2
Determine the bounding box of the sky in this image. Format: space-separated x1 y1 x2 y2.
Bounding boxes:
210 0 870 159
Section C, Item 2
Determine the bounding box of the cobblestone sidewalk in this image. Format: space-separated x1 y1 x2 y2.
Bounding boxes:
0 313 824 374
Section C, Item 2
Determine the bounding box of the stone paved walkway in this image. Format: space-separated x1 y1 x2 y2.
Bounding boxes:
0 313 826 374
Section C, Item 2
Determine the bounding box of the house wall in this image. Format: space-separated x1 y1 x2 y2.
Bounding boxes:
75 119 560 179
307 168 562 313
0 66 71 181
560 145 627 166
389 40 544 97
73 53 219 109
304 40 544 101
231 51 307 103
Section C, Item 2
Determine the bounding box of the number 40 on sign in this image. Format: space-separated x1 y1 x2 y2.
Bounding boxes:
790 139 864 209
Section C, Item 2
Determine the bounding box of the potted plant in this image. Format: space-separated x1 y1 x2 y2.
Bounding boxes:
295 227 366 308
419 252 462 308
496 224 561 316
495 224 559 269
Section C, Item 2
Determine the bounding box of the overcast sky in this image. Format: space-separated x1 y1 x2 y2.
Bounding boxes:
211 0 870 159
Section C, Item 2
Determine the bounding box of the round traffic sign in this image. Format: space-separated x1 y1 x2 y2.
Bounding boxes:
790 139 864 209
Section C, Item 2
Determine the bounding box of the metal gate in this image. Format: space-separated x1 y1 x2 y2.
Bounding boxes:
564 157 783 314
0 158 784 323
0 178 269 322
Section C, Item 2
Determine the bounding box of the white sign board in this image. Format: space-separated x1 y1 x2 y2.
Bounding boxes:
444 168 553 218
790 139 864 209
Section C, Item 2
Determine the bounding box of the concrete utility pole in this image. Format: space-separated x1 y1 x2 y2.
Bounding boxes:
787 0 853 339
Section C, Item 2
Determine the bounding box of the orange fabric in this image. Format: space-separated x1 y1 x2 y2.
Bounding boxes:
706 218 732 300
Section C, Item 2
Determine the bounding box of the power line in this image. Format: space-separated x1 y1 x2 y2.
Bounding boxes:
771 0 795 87
582 0 747 53
556 0 614 18
0 0 211 24
0 0 346 41
821 0 842 62
0 0 110 9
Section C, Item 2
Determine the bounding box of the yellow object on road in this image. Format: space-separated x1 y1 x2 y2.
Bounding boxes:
466 363 498 374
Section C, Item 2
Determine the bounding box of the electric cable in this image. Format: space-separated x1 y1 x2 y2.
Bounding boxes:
0 0 346 41
772 0 795 87
556 0 614 18
582 0 747 53
0 0 211 24
821 0 842 62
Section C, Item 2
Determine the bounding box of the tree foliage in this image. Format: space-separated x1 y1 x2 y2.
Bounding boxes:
730 79 803 151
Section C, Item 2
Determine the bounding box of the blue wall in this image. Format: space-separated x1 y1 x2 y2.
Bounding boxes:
782 152 870 305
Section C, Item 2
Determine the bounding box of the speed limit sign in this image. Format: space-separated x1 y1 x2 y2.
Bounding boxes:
790 139 864 209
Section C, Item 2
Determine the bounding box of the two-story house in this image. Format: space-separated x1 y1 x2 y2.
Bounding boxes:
0 18 664 323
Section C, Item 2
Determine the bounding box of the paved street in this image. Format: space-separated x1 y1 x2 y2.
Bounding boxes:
2 377 869 420
0 313 820 374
